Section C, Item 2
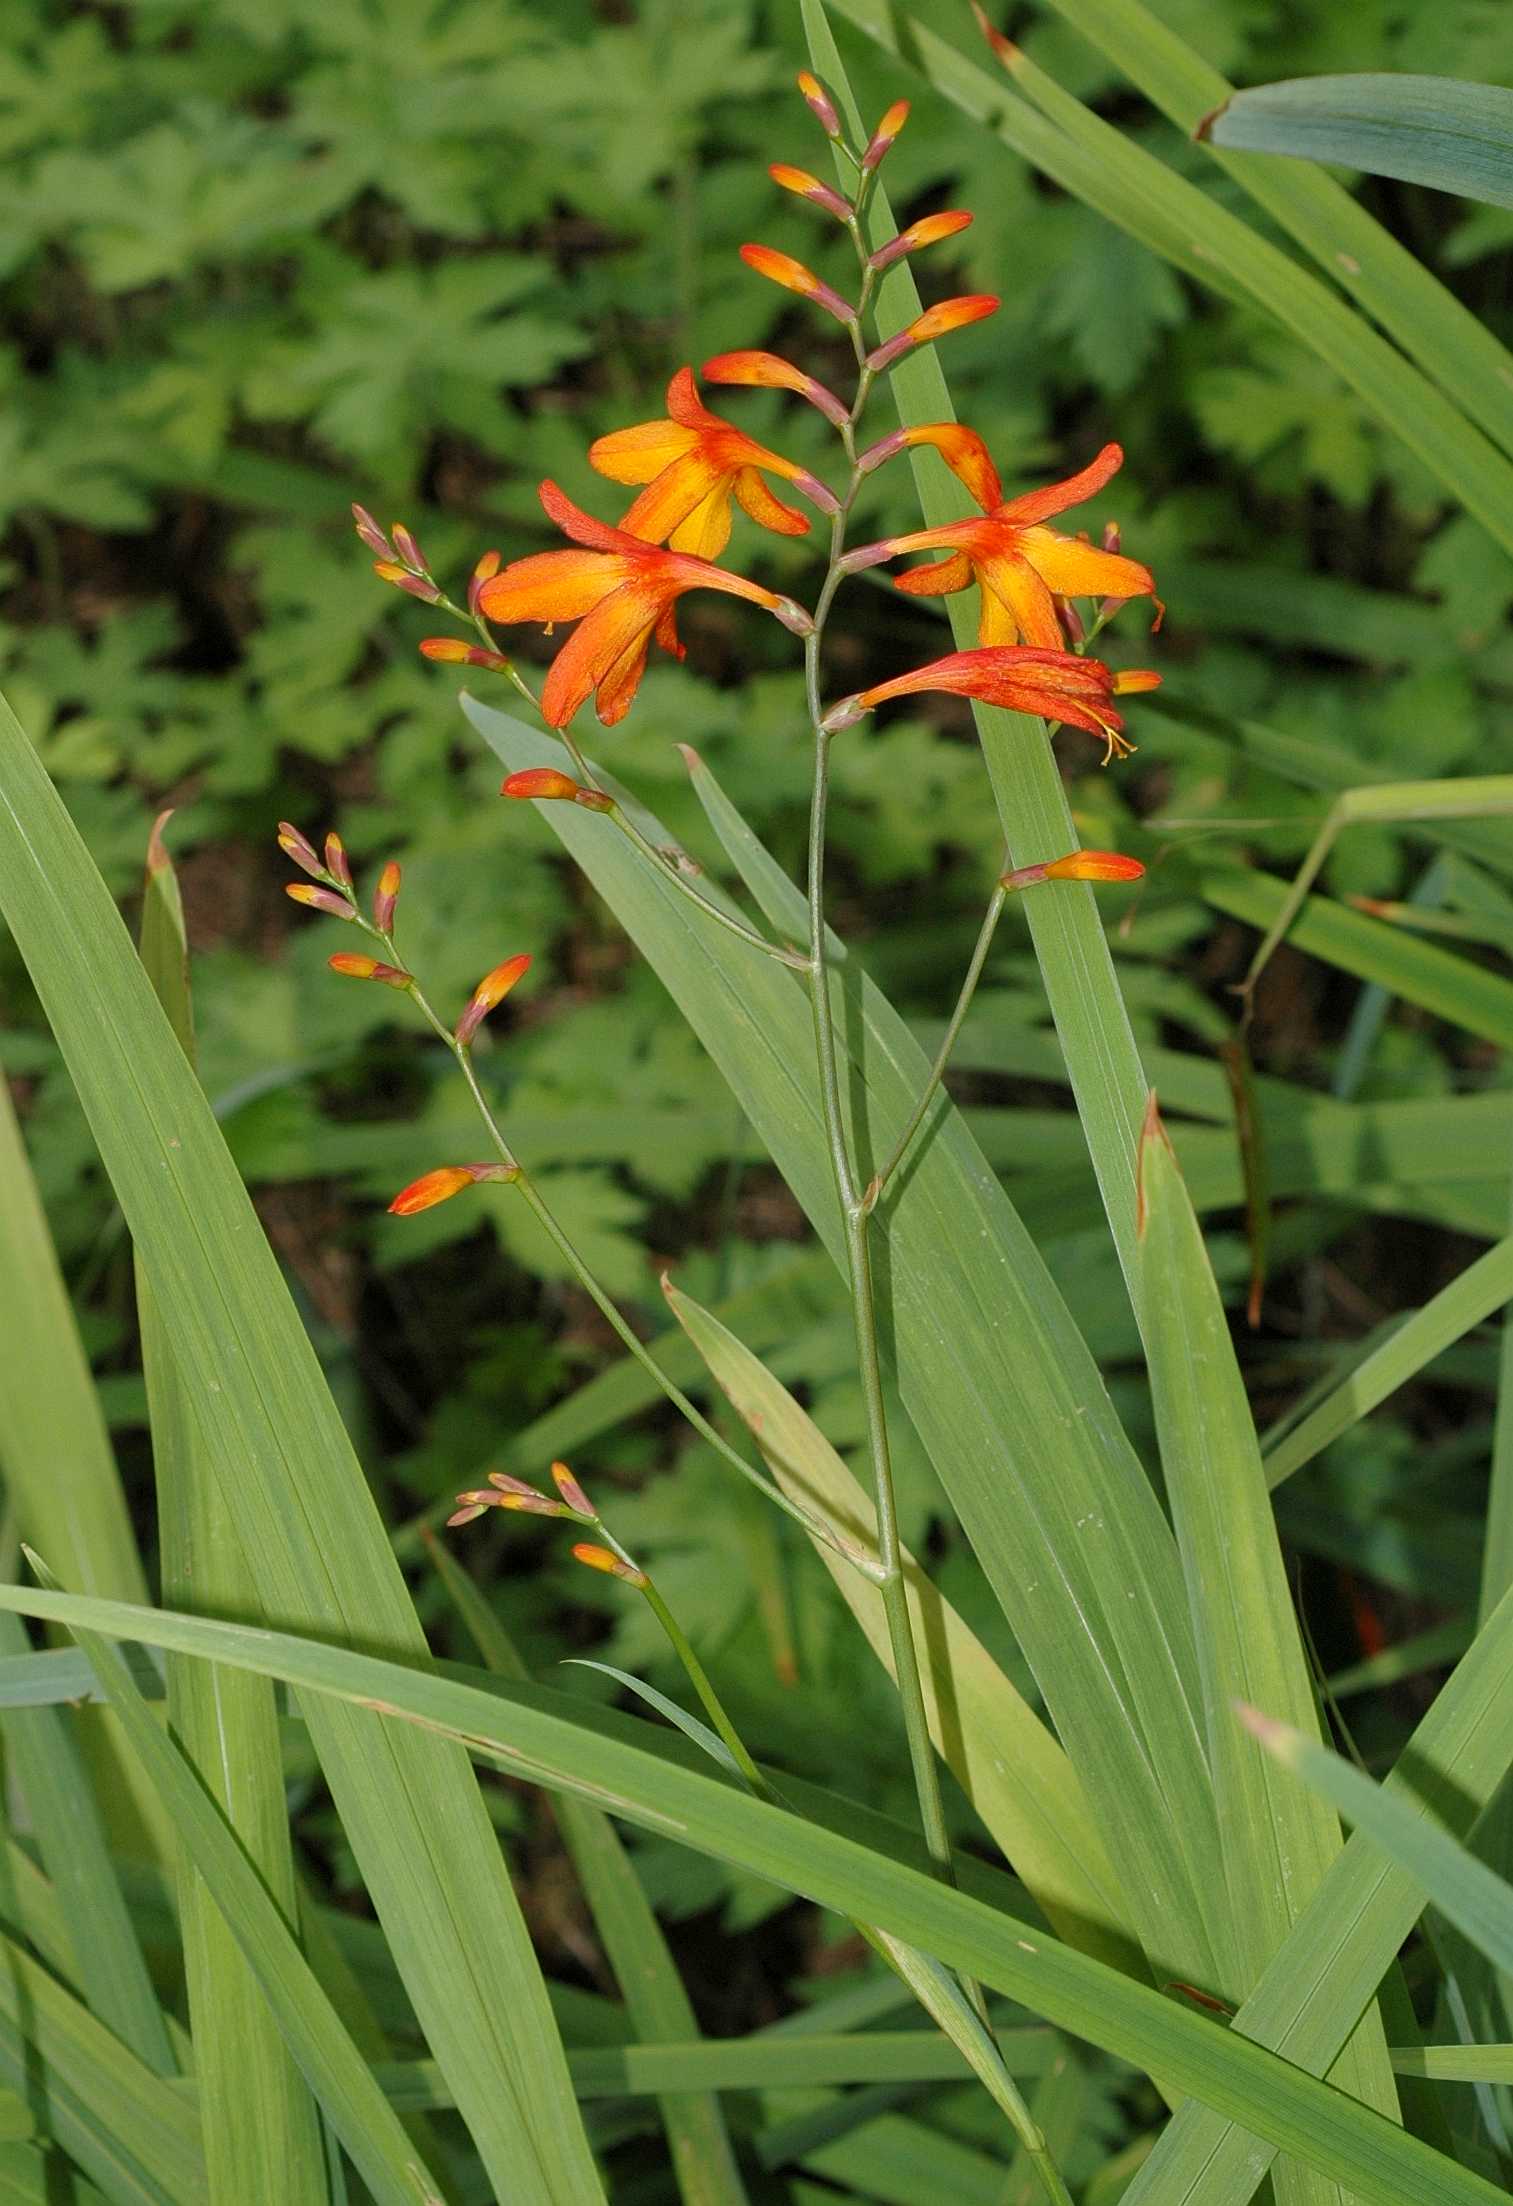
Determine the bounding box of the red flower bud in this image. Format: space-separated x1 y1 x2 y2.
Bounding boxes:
1112 668 1162 695
324 832 352 888
1002 850 1146 891
866 295 999 372
501 767 615 812
419 637 511 671
869 210 972 272
388 1161 520 1215
351 504 390 557
390 522 427 574
468 549 502 614
551 1461 594 1517
739 244 854 326
374 563 443 604
769 164 851 221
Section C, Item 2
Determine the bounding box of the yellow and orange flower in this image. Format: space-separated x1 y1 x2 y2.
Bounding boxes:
842 442 1156 649
823 644 1130 756
476 482 812 727
589 366 835 559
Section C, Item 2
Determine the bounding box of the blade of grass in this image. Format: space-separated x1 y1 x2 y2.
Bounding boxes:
1263 1232 1513 1487
474 699 1222 2004
0 1580 1499 2206
426 1534 749 2206
662 1278 1143 1982
0 685 601 2201
136 815 328 2203
1135 1101 1398 2200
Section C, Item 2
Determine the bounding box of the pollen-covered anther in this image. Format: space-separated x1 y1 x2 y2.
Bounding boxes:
388 1161 520 1216
374 562 443 604
455 952 532 1045
869 210 972 272
286 883 355 919
277 822 325 878
418 638 510 671
769 164 852 221
571 1543 648 1588
373 860 401 933
796 69 841 136
328 953 412 987
551 1461 595 1517
739 244 855 326
501 768 613 812
1002 850 1146 891
861 98 910 171
866 295 999 371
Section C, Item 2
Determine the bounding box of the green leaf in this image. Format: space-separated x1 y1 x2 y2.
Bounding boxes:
1204 75 1513 209
564 1660 743 1780
0 1579 1500 2206
0 684 601 2202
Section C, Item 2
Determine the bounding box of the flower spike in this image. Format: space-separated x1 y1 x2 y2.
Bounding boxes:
456 953 532 1046
769 164 851 221
477 481 811 728
739 244 854 326
866 295 999 372
822 644 1131 756
796 69 841 137
869 211 973 272
389 1162 519 1215
701 350 848 428
1002 851 1146 892
862 98 909 171
590 366 835 560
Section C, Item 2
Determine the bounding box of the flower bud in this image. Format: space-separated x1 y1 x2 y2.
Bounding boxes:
324 832 352 888
468 549 502 615
351 503 390 557
1060 598 1086 646
286 883 355 919
277 822 325 878
374 563 443 604
1112 668 1162 695
1001 851 1145 892
551 1462 594 1517
328 953 412 987
1102 520 1121 556
501 767 614 811
866 294 999 372
739 244 854 326
820 695 868 734
373 860 401 933
769 164 851 221
796 70 841 136
390 522 427 574
419 637 511 671
388 1161 520 1215
571 1542 647 1588
702 349 849 428
861 98 909 171
489 1471 541 1498
456 953 532 1046
869 210 972 272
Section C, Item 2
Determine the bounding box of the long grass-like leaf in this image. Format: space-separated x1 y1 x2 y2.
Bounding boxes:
0 686 601 2201
1203 74 1513 209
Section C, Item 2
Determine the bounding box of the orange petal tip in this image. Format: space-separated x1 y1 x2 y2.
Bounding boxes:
571 1542 647 1587
551 1461 594 1516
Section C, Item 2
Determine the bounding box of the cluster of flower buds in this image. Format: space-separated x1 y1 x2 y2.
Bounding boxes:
447 1463 649 1588
354 506 442 606
279 820 416 982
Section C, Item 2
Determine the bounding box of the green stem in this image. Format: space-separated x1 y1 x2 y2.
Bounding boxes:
865 868 1009 1211
638 1573 773 1799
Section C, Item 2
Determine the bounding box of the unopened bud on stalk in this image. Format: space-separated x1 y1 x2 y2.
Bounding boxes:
351 504 390 557
418 637 512 672
390 522 428 574
861 98 909 170
324 833 352 888
551 1461 594 1517
277 822 325 878
501 767 614 811
373 860 401 933
869 210 972 271
1001 851 1146 892
286 883 355 919
456 953 532 1045
1102 520 1121 556
769 164 852 221
448 1481 560 1527
1060 598 1086 646
866 294 999 372
739 244 854 327
374 563 443 604
1112 668 1162 695
772 597 815 637
796 69 841 137
468 550 502 614
572 1543 647 1588
328 953 412 987
388 1161 520 1215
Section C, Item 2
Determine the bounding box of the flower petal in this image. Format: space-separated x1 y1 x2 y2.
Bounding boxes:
664 365 725 432
589 418 699 485
733 467 811 537
1014 527 1155 604
477 549 626 625
977 553 1063 649
891 552 974 596
618 452 727 547
668 477 736 559
899 424 1001 510
538 479 647 554
540 582 662 726
997 442 1123 526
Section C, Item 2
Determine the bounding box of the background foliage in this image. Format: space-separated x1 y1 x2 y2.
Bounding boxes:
4 0 1513 2192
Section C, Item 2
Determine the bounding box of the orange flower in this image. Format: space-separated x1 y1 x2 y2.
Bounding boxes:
589 367 835 560
842 442 1156 650
476 482 812 727
823 645 1131 757
702 349 848 428
501 767 612 811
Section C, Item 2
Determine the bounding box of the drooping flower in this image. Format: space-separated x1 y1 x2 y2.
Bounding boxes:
842 443 1156 650
589 367 835 560
702 350 848 427
822 644 1132 758
476 482 812 728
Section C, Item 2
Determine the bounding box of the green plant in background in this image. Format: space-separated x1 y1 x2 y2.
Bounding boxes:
4 0 1513 2197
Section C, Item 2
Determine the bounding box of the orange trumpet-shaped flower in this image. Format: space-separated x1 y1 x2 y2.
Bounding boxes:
842 442 1156 651
589 367 836 560
702 349 848 427
476 482 813 728
823 645 1131 757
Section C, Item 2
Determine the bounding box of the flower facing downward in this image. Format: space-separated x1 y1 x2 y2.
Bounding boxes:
589 367 836 560
823 645 1132 759
477 482 812 728
842 443 1156 650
